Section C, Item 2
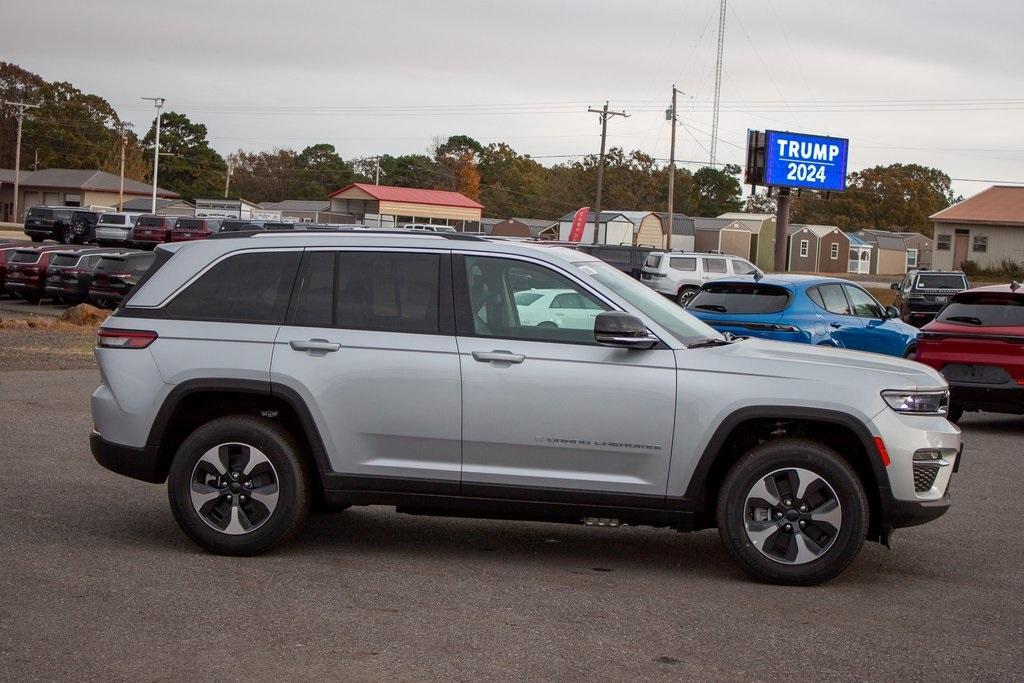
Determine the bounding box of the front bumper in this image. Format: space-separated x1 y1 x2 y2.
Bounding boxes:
90 431 164 483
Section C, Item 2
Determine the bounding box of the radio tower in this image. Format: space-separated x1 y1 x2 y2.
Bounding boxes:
710 0 727 166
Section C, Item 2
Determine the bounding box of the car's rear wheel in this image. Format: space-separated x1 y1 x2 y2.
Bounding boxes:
677 286 698 307
168 416 311 556
716 438 868 585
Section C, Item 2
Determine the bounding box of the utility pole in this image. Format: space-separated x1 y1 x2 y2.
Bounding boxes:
587 101 628 244
118 133 127 210
142 97 165 213
710 0 727 166
224 159 233 198
33 148 38 171
666 85 680 251
774 188 791 272
4 100 40 223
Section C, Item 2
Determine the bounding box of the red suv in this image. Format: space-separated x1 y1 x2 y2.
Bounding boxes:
170 217 223 242
3 246 75 303
916 284 1024 421
131 215 176 249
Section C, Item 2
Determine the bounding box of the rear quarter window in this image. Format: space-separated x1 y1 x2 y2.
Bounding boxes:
644 253 663 268
165 251 302 324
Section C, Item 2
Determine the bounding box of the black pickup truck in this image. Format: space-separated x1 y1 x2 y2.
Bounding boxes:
574 244 659 280
891 269 970 326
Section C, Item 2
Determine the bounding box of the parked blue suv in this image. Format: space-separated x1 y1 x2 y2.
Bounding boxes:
686 275 918 357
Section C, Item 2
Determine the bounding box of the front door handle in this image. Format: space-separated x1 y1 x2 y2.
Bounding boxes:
290 339 341 353
829 322 843 329
472 350 526 364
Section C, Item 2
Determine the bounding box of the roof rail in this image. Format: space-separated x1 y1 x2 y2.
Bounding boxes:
209 228 489 241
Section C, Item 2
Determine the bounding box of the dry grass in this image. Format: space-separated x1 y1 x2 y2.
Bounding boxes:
866 287 897 306
0 317 99 371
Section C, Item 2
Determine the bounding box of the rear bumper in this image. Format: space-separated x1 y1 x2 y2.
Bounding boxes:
90 431 164 483
950 383 1024 414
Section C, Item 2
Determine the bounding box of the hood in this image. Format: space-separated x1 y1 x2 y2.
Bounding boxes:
678 337 946 391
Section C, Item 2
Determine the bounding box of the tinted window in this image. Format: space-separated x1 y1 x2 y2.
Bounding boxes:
28 208 53 218
689 284 791 314
702 258 727 273
94 257 125 273
9 251 40 264
50 254 81 268
844 285 883 318
167 251 301 324
937 295 1024 327
335 252 440 334
289 251 335 327
916 274 967 290
595 248 631 266
513 291 543 306
670 257 697 271
645 253 663 268
176 218 203 229
99 214 126 225
137 216 165 227
82 255 104 269
551 291 602 310
461 256 608 344
129 254 156 274
812 284 851 315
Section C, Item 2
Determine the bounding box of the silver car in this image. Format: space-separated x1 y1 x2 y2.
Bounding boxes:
90 232 959 585
641 251 760 305
95 212 141 247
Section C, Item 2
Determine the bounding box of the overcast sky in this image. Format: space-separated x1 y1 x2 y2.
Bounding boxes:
3 0 1023 197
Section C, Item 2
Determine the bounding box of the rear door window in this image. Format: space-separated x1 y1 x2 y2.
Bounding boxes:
689 284 791 314
811 284 852 315
702 258 728 273
335 252 440 334
166 251 301 324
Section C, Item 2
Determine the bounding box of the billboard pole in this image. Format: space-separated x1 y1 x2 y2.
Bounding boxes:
774 188 791 272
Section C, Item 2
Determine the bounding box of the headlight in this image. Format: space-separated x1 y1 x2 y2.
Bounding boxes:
881 390 949 415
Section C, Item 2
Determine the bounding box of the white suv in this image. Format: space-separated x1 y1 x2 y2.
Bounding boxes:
95 212 141 247
90 231 959 585
642 251 760 305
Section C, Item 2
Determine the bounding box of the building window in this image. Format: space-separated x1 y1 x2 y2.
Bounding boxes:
937 234 951 251
906 248 918 269
799 240 809 258
972 235 988 253
830 243 839 260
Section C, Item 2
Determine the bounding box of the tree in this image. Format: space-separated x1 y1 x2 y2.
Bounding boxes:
142 111 226 200
691 164 743 216
296 143 353 197
433 134 483 200
791 163 958 235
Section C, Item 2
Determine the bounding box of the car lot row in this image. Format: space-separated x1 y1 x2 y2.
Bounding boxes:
0 241 154 308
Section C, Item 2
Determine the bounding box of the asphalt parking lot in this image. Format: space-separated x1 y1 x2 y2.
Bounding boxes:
2 367 1022 680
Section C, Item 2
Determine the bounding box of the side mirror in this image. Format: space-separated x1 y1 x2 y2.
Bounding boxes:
889 282 900 291
885 306 900 319
594 311 658 350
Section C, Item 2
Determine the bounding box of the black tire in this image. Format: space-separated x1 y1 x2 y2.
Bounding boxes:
946 405 964 423
716 438 868 586
23 291 42 304
30 234 43 243
676 286 698 307
59 227 77 245
167 415 312 556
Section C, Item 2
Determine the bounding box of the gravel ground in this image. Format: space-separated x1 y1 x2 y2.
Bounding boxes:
1 368 1022 680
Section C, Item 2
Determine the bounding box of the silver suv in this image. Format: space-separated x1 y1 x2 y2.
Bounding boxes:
642 251 760 305
90 231 960 585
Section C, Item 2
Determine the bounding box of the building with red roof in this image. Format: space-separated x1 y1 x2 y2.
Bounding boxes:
931 185 1024 270
327 183 483 231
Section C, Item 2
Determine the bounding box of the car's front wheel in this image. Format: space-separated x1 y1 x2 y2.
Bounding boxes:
168 416 311 556
716 438 868 585
677 286 698 307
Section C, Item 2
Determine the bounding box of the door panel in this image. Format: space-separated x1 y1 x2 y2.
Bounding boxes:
271 327 462 482
455 253 676 496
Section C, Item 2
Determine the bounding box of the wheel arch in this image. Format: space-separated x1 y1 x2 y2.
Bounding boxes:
146 379 331 485
682 406 889 540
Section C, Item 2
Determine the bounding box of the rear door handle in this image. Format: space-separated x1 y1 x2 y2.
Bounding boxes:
290 339 341 352
472 350 526 364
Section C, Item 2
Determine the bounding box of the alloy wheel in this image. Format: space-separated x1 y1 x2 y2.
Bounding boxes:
743 467 842 565
189 442 280 535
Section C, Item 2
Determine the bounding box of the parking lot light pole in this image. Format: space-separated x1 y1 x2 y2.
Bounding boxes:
4 100 40 223
142 97 165 213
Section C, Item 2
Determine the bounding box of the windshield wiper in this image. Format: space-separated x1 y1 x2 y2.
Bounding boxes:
687 335 734 349
945 315 983 325
693 304 728 312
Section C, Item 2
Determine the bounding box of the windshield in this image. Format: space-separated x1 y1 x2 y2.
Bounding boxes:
916 273 967 290
689 283 791 314
574 260 722 345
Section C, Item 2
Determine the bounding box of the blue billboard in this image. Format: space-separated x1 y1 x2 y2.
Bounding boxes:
763 130 849 192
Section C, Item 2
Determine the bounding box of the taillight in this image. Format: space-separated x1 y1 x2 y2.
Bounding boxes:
96 328 158 349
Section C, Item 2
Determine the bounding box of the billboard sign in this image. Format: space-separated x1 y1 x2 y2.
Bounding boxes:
763 130 849 192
